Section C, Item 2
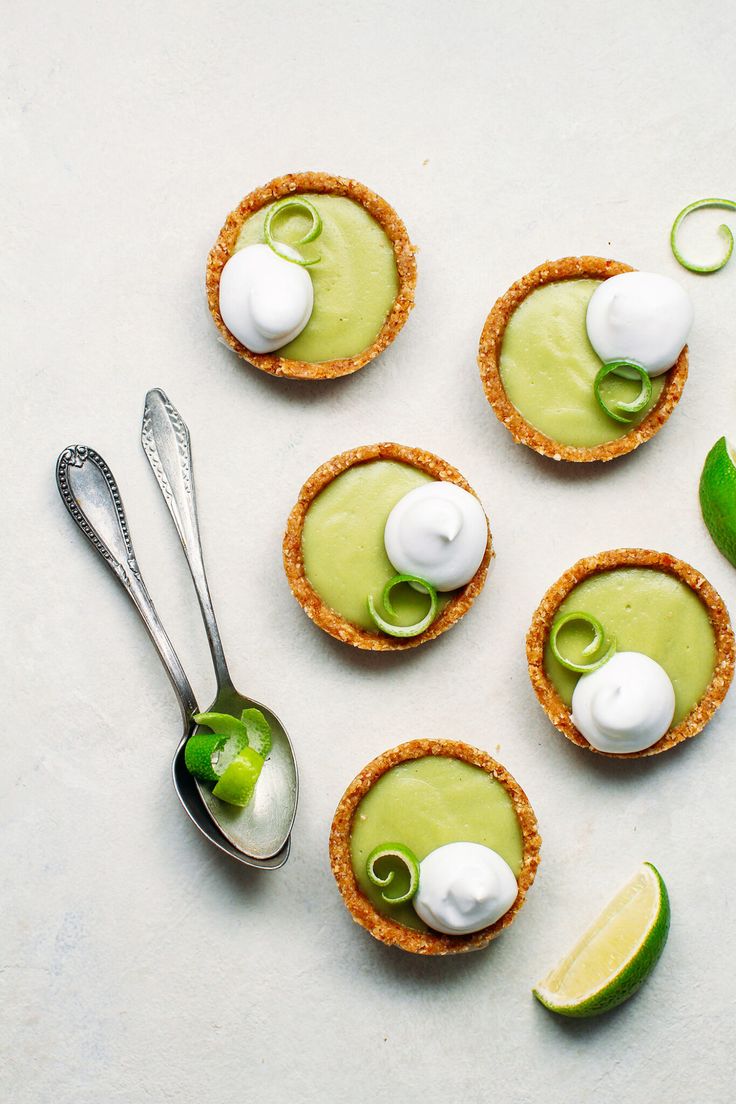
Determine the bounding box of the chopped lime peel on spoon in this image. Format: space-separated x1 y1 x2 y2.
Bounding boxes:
184 709 272 807
533 862 670 1018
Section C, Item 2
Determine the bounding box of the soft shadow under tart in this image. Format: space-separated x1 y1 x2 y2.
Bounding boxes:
526 548 735 758
206 171 417 380
477 256 689 463
283 442 493 651
329 739 541 955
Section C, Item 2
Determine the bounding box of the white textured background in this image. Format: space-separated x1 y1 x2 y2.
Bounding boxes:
2 2 734 1101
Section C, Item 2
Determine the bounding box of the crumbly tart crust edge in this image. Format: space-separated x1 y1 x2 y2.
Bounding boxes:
282 442 493 651
526 547 735 757
328 739 542 956
477 255 689 462
206 171 417 380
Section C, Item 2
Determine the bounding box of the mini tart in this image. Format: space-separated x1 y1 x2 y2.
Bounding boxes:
329 739 541 955
206 172 417 380
477 256 689 463
283 442 493 650
527 548 735 757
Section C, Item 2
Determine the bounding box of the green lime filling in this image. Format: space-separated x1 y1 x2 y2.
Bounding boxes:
235 194 399 363
302 460 453 631
544 568 716 725
350 756 524 932
499 280 666 448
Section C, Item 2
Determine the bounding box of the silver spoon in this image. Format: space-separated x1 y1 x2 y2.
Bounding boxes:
56 444 290 869
141 388 298 861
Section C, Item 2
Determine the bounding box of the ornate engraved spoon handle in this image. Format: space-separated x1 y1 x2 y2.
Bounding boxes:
56 445 198 722
141 388 232 692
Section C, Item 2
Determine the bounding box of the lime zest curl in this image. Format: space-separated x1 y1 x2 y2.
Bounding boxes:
240 707 272 759
367 573 439 638
264 196 323 267
193 711 246 739
187 708 272 806
550 611 617 674
671 198 736 274
594 360 653 424
366 843 420 904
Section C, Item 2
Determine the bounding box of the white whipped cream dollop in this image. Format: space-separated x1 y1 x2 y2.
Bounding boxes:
586 271 693 376
384 482 487 591
218 243 313 353
413 842 518 935
571 651 675 753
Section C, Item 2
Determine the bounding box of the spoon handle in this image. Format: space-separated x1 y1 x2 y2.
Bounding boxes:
141 388 232 693
56 445 198 723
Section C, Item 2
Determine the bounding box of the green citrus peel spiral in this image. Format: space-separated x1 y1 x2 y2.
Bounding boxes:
594 360 653 424
550 611 617 674
184 733 226 783
193 711 246 739
671 198 736 273
367 573 439 638
185 708 271 806
240 708 272 758
212 747 264 806
264 196 322 267
366 843 421 904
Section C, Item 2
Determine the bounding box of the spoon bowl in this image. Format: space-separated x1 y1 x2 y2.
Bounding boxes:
184 687 297 861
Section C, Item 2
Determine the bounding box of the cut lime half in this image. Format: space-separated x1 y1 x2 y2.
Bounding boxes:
700 436 736 568
533 862 670 1017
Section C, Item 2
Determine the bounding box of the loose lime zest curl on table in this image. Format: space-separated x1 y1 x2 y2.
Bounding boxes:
264 196 323 267
367 573 439 638
550 611 617 674
366 843 420 904
183 708 272 807
671 198 736 274
594 360 653 424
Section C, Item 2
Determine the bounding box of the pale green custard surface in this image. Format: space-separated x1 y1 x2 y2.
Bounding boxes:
544 568 717 725
235 194 399 363
350 756 524 931
499 280 665 448
302 460 452 631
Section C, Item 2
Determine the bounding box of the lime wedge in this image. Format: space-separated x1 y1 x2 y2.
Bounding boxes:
533 862 670 1017
184 733 225 782
212 747 265 807
700 436 736 567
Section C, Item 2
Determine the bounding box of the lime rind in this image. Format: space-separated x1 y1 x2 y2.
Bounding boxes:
549 610 617 674
184 733 225 782
240 708 272 759
212 746 265 807
594 360 653 424
671 197 736 274
366 842 420 904
700 435 736 568
193 712 247 740
533 862 670 1018
213 732 250 776
367 574 439 639
264 196 322 267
